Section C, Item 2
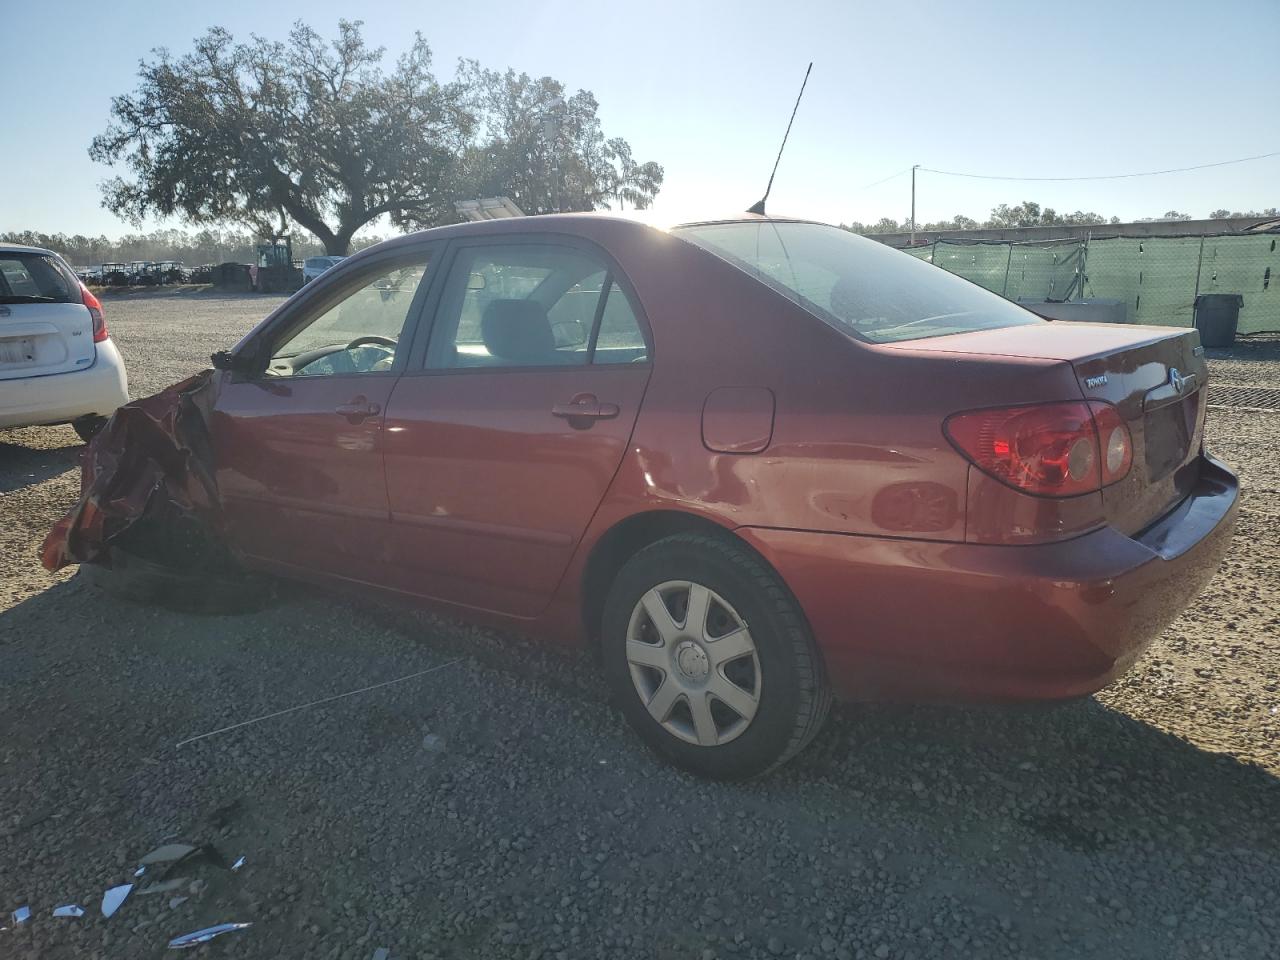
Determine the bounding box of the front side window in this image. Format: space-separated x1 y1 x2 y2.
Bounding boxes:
427 243 647 369
266 255 431 378
673 221 1042 344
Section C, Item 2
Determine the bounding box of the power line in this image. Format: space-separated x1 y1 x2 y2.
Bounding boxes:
860 167 914 190
918 150 1280 182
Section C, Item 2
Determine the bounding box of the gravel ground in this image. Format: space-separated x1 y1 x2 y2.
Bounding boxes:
1 293 1277 960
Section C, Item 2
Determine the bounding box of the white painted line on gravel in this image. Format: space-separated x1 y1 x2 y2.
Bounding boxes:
174 658 465 747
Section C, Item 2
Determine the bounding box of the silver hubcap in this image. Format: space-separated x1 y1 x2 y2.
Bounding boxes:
625 580 761 747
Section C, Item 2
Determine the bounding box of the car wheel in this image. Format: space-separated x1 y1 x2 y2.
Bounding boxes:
601 532 831 779
72 415 108 443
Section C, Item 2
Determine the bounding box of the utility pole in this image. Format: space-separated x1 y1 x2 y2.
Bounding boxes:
541 97 567 214
910 164 920 245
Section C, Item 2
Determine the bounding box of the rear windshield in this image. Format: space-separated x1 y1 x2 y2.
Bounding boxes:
0 252 80 304
673 221 1042 343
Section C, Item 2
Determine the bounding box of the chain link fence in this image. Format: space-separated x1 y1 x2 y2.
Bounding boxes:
902 233 1280 334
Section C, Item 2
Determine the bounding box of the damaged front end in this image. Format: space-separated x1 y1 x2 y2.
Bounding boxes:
40 370 260 609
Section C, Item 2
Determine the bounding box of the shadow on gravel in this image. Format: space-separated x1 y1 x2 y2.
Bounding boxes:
0 438 81 494
794 697 1279 854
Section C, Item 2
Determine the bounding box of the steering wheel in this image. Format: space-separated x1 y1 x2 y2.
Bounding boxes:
346 335 397 350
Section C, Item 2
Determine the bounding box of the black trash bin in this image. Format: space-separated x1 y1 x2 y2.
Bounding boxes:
1193 293 1244 347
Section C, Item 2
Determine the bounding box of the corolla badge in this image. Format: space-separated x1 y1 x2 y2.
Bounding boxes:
1169 367 1185 394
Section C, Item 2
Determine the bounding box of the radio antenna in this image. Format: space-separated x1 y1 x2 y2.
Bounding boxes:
747 62 813 216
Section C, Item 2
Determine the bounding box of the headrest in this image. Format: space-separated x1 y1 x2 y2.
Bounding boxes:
481 299 556 364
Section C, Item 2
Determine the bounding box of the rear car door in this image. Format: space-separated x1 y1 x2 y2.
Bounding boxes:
211 245 437 583
382 237 652 617
0 251 94 381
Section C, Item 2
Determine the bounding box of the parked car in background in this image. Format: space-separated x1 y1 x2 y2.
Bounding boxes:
100 262 130 286
302 255 346 283
0 244 129 442
190 214 1236 778
156 260 187 284
128 261 155 285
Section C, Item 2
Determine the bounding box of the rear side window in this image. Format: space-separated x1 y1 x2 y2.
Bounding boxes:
0 253 80 303
427 243 647 369
673 221 1041 344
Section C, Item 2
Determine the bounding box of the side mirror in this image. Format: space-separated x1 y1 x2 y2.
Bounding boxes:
211 350 264 374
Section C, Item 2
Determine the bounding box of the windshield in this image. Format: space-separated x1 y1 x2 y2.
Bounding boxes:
673 220 1043 344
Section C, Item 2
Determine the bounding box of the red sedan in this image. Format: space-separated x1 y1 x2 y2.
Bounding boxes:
189 215 1237 778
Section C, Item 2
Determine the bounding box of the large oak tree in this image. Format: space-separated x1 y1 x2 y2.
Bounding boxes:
91 21 470 254
93 22 664 253
432 61 663 219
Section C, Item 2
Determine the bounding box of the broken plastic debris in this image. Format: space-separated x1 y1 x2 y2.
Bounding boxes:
231 855 246 871
159 843 227 878
11 906 31 925
52 904 85 918
371 948 390 960
134 865 147 878
167 922 252 949
141 843 198 865
101 883 133 917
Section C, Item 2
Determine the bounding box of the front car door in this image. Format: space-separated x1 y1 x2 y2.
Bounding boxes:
382 237 652 617
212 245 437 583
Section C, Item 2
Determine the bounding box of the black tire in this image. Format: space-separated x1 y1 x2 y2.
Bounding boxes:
72 415 108 443
601 532 831 780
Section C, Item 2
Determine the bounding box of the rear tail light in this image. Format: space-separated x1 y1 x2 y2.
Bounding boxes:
1090 402 1133 485
79 283 108 342
944 400 1131 497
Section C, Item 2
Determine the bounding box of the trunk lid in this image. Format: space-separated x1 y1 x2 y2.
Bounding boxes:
0 249 97 381
0 301 97 381
891 321 1207 535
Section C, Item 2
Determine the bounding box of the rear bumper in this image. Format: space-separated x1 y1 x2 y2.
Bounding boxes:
0 339 129 429
738 454 1239 702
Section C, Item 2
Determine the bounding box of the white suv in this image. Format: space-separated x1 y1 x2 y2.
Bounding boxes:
0 244 129 442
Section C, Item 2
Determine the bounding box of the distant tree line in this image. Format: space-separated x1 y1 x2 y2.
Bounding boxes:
87 20 663 255
0 228 385 268
843 202 1280 235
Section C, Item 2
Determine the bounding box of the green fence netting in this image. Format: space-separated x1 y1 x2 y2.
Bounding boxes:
904 233 1280 334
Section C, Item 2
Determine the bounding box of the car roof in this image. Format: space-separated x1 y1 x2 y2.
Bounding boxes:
362 211 814 256
0 243 58 256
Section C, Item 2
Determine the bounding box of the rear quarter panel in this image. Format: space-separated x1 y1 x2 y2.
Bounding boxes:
566 224 1084 544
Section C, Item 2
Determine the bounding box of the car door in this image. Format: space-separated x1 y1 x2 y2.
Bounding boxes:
211 245 437 583
382 237 653 617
